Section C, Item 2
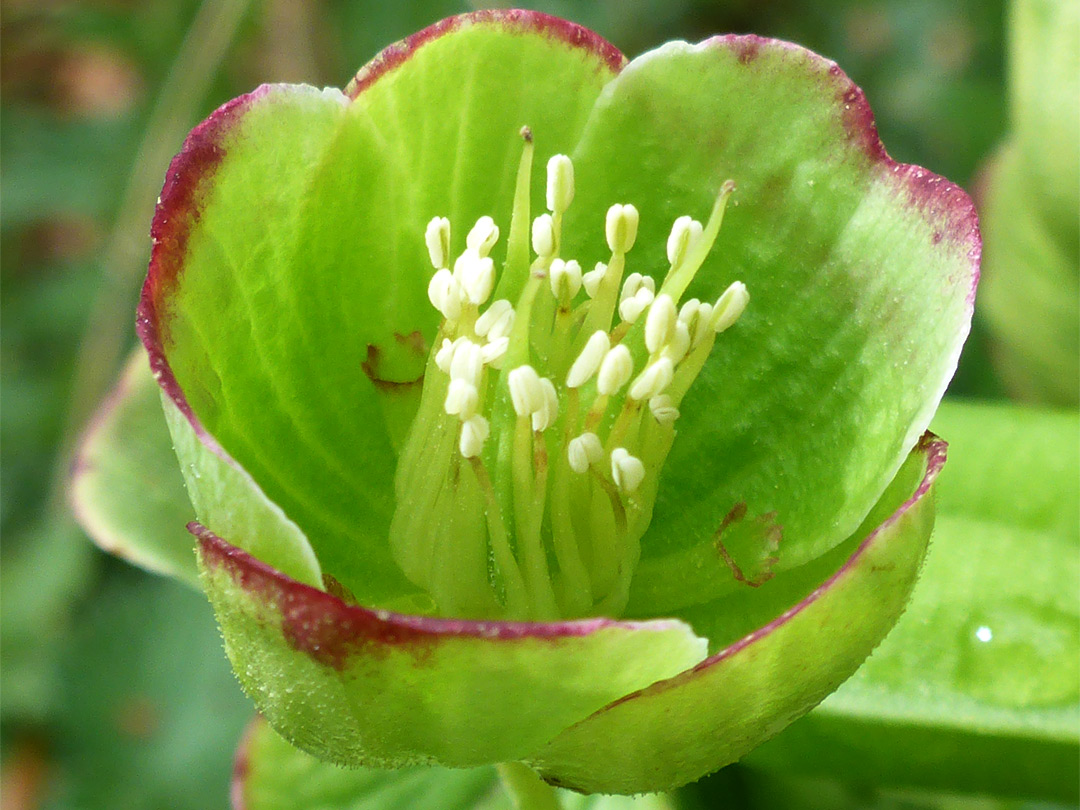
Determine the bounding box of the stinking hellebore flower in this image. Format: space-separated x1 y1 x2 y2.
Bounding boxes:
71 9 980 796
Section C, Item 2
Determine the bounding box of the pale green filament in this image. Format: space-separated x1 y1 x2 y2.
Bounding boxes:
388 131 745 621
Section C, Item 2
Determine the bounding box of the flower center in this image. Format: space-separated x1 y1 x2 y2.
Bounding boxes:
389 129 746 621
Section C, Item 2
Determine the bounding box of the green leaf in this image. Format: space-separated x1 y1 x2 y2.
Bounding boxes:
746 400 1080 804
144 14 622 605
197 525 706 769
526 437 941 794
559 38 977 615
70 348 199 585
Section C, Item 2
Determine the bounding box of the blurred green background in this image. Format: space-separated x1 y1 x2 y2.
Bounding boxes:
1 1 1075 808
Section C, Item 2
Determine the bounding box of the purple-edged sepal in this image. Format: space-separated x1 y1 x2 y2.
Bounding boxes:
195 525 707 769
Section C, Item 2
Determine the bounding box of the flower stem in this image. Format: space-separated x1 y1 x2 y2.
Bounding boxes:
496 762 562 810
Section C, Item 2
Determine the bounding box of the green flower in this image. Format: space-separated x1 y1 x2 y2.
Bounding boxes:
72 10 978 795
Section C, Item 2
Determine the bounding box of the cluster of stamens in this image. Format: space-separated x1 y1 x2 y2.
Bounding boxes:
389 130 747 621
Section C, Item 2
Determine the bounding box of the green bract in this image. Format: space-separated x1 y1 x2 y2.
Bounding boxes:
72 10 978 795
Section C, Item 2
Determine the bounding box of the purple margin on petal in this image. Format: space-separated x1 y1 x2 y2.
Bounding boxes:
344 9 626 99
135 84 272 460
192 521 691 671
707 34 981 309
585 431 946 715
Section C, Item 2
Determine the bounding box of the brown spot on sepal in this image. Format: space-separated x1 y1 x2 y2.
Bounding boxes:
360 331 428 392
714 502 782 587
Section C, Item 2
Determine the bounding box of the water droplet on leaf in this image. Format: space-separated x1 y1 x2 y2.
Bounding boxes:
956 598 1079 708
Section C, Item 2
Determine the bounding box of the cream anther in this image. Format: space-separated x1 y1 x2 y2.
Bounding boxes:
649 394 680 425
619 287 655 324
567 432 603 474
710 281 749 333
508 365 545 417
481 336 509 366
449 340 483 386
628 357 674 401
566 330 610 388
645 294 678 354
425 216 451 269
466 216 500 257
611 448 645 493
691 302 713 346
456 252 496 305
475 299 514 339
445 378 479 418
550 258 582 300
428 268 462 320
582 262 607 298
597 345 633 395
546 154 575 214
666 215 703 267
532 214 555 258
531 378 559 432
459 415 490 458
605 203 639 254
434 337 459 373
620 273 655 302
661 321 691 365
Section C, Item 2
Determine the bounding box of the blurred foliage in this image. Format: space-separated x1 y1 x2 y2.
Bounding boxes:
1 0 1074 808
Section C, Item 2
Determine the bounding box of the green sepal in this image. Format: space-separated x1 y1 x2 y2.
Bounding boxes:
556 37 977 614
525 436 941 794
70 348 198 586
141 14 622 606
197 526 707 769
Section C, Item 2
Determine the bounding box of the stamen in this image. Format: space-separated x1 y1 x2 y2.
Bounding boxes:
596 345 633 395
628 357 674 401
481 336 509 367
644 294 677 354
710 281 750 333
582 262 607 298
567 432 603 474
661 321 692 365
466 216 500 257
449 340 483 387
456 252 496 305
666 215 703 267
475 299 514 339
566 331 610 388
532 214 555 259
425 216 451 269
546 154 575 214
460 415 489 457
435 337 459 373
618 287 654 324
605 204 639 254
649 394 680 425
550 258 582 300
531 378 559 432
445 378 479 418
508 365 545 416
427 268 462 321
611 448 645 493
